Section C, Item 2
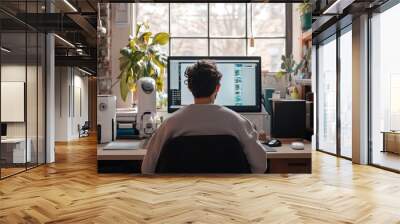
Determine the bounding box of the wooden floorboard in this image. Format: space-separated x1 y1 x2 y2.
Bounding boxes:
1 136 400 223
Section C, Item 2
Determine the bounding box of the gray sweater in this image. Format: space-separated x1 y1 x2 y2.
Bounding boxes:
141 104 267 174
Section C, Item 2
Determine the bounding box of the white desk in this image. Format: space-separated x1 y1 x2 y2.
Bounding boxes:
97 142 311 160
97 140 311 173
1 138 31 163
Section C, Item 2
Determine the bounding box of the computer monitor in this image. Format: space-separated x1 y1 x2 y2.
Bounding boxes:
1 123 7 138
167 56 262 113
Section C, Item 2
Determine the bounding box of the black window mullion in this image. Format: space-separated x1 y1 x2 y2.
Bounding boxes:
245 3 248 56
336 29 341 157
36 1 39 167
207 3 210 56
25 0 28 171
168 3 171 56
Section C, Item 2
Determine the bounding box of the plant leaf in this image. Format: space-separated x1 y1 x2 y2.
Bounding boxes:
120 69 129 102
119 58 131 74
139 32 152 44
152 54 167 68
129 39 136 49
275 71 286 79
135 23 143 36
131 51 145 62
152 32 169 45
155 74 163 92
146 60 157 77
120 47 132 58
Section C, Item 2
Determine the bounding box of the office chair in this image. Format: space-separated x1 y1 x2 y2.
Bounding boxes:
79 121 90 138
155 135 251 173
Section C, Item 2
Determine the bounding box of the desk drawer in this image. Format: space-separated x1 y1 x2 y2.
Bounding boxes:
267 158 311 173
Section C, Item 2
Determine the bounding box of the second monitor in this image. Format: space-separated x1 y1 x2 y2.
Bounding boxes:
168 56 262 113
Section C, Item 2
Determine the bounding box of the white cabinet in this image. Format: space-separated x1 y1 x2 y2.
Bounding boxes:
1 138 32 163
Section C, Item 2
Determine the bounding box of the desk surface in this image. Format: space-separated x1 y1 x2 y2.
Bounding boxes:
1 138 27 143
97 140 311 161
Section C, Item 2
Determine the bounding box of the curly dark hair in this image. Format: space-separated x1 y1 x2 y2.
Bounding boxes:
184 60 223 98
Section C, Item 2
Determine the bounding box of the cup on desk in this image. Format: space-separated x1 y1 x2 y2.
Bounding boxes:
272 91 281 100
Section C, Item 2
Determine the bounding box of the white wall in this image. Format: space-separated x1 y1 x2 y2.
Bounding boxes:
292 3 303 62
55 67 89 141
110 3 134 108
1 65 36 137
1 63 46 164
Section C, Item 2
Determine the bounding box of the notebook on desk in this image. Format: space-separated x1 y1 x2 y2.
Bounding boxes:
103 141 143 150
262 144 277 152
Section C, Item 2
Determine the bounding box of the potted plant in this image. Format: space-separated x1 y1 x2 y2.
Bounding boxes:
298 0 312 31
276 54 301 99
297 46 312 79
118 22 169 102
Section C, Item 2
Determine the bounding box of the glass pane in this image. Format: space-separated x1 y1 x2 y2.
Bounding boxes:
170 3 208 37
210 3 246 37
27 31 38 169
248 4 285 37
317 37 337 154
210 39 246 56
248 38 285 72
136 3 169 35
38 33 46 165
371 4 400 171
170 38 208 56
1 31 27 177
340 29 352 158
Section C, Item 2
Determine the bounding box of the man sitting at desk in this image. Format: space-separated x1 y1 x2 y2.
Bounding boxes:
141 60 266 174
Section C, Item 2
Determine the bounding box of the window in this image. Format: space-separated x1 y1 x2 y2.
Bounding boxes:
370 3 400 171
135 3 286 72
0 1 46 179
317 36 337 155
339 27 352 159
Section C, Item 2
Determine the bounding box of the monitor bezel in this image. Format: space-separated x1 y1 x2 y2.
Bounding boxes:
167 56 262 113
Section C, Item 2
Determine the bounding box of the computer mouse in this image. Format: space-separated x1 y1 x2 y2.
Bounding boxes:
291 142 304 150
266 139 281 147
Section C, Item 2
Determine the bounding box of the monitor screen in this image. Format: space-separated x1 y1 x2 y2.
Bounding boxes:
168 56 261 113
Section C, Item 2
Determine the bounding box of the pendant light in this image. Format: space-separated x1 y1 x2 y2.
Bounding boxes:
249 3 255 48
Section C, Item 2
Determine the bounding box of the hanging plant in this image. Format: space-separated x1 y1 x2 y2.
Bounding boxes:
298 0 312 31
118 22 169 101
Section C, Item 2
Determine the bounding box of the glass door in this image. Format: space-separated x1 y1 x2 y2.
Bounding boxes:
370 3 400 171
1 30 28 178
339 26 352 159
0 1 47 179
317 35 337 155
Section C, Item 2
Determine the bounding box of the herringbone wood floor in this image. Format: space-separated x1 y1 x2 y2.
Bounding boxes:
1 136 400 224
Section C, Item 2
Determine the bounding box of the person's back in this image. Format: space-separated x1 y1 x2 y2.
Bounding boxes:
141 60 266 174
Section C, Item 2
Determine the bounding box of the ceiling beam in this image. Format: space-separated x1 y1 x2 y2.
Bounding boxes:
97 0 304 3
55 55 97 72
67 13 97 46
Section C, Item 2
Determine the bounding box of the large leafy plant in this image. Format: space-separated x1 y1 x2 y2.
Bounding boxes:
119 23 169 101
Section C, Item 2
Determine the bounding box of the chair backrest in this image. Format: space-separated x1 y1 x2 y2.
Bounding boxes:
155 135 251 173
82 121 90 130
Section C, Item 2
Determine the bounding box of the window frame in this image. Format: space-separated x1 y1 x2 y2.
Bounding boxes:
136 3 290 72
314 22 353 161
